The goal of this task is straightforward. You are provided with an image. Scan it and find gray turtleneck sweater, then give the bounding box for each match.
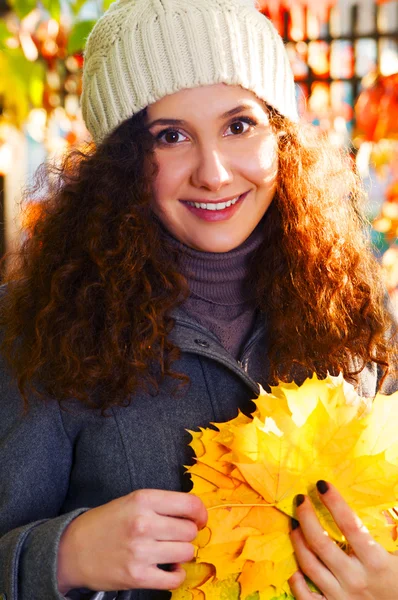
[161,219,265,360]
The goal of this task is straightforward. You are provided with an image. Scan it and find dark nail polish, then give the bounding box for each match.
[291,517,300,530]
[295,494,305,507]
[316,480,329,495]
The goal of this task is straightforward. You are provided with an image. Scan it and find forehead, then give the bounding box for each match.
[146,83,267,120]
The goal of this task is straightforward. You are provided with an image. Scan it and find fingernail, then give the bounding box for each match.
[291,517,300,530]
[316,480,329,495]
[295,494,305,507]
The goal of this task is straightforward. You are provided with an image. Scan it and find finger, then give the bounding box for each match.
[132,564,186,590]
[130,512,198,542]
[295,494,351,575]
[132,490,208,529]
[152,540,196,565]
[289,570,324,600]
[315,481,387,566]
[155,515,198,541]
[291,524,340,598]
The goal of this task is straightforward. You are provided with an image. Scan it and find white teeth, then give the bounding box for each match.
[186,195,241,210]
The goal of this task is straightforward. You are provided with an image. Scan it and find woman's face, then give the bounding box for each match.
[146,83,278,252]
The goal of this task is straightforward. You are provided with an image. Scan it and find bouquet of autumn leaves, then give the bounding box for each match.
[171,373,398,600]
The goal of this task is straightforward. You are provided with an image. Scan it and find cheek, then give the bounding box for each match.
[151,152,188,207]
[242,136,278,187]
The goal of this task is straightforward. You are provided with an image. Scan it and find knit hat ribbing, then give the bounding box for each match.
[81,0,299,144]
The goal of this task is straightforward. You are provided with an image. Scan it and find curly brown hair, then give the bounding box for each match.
[0,106,396,414]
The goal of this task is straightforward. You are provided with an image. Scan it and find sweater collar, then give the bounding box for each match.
[160,218,265,306]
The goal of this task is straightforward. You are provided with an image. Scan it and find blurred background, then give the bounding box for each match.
[0,0,398,308]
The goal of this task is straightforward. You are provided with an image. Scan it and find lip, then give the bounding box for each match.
[181,190,250,222]
[182,193,245,204]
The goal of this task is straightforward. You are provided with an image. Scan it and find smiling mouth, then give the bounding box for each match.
[183,192,247,211]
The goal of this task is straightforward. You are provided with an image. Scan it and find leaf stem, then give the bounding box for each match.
[208,502,277,510]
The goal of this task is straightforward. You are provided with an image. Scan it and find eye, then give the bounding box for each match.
[156,129,188,145]
[225,117,258,136]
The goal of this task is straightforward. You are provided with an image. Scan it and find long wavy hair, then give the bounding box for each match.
[0,104,396,414]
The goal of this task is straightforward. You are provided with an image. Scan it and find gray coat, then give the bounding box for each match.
[0,306,393,600]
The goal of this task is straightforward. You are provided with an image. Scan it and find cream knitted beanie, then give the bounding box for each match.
[81,0,299,144]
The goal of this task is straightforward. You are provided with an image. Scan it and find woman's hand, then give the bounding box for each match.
[57,489,207,594]
[288,481,398,599]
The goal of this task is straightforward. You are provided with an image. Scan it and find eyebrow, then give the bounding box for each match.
[147,103,255,128]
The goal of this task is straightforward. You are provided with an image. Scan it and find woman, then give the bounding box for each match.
[0,0,397,598]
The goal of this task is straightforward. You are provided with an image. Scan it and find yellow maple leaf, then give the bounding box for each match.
[238,555,297,598]
[197,573,240,600]
[172,562,214,600]
[171,374,398,600]
[196,506,261,579]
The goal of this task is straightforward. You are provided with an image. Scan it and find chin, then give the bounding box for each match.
[191,237,245,253]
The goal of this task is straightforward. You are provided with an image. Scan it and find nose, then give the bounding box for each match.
[190,146,233,191]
